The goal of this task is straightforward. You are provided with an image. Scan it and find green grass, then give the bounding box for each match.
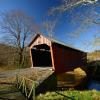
[36,90,100,100]
[0,84,26,100]
[0,84,17,91]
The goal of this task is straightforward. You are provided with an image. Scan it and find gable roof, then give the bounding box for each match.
[29,33,85,53]
[29,34,40,47]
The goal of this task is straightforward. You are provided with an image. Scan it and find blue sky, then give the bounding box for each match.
[0,0,100,52]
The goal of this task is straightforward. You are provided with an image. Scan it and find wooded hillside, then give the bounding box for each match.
[87,50,100,61]
[0,44,30,69]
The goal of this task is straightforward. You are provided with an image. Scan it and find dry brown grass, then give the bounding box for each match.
[0,77,16,84]
[0,66,17,72]
[17,68,53,82]
[87,51,100,61]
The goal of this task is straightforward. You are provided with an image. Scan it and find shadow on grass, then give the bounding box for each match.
[55,91,75,100]
[0,97,15,100]
[0,90,19,95]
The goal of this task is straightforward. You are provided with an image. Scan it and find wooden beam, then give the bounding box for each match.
[50,43,55,71]
[29,48,34,68]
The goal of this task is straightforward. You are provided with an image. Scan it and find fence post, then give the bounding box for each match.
[16,75,18,87]
[22,77,25,93]
[16,75,37,100]
[33,81,35,100]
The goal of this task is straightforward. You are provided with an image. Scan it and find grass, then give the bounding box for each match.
[0,84,17,91]
[0,84,26,100]
[0,75,26,100]
[36,90,100,100]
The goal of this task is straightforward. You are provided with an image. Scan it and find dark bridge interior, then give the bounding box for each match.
[31,44,52,67]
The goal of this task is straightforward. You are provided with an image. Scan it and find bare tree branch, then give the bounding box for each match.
[49,0,98,14]
[43,19,58,38]
[0,10,39,67]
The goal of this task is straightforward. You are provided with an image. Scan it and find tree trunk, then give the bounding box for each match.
[19,49,24,68]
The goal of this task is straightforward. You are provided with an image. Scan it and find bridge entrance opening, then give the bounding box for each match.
[31,44,52,67]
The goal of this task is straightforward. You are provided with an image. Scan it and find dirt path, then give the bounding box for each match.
[0,68,33,78]
[0,67,51,78]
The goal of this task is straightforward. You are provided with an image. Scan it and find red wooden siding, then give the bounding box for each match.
[51,43,87,74]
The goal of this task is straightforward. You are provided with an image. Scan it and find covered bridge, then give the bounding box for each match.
[29,34,87,74]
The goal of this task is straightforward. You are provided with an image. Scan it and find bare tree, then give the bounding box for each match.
[43,19,57,39]
[0,10,39,67]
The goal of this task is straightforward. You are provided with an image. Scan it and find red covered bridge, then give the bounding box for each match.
[29,34,87,74]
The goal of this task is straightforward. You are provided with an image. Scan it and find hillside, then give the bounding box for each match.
[0,44,16,66]
[87,50,100,61]
[0,43,30,70]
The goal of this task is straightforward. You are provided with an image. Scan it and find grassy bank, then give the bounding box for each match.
[36,90,100,100]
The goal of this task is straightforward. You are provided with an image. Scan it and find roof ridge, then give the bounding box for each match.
[29,33,85,52]
[41,33,84,52]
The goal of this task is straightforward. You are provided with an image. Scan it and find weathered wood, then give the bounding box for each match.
[30,35,51,49]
